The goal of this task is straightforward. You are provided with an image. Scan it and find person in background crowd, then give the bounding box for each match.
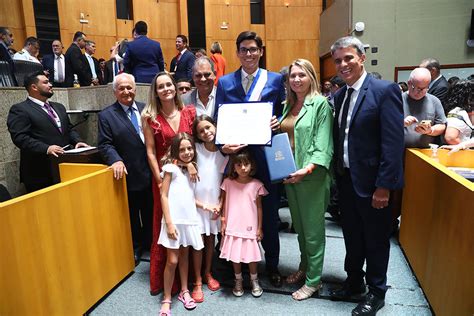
[419,58,449,112]
[182,56,217,118]
[403,68,446,148]
[444,79,474,145]
[176,78,192,95]
[98,58,106,85]
[7,71,89,192]
[170,35,195,81]
[0,26,16,86]
[215,30,286,288]
[210,41,226,85]
[124,21,164,84]
[321,80,332,98]
[65,31,91,87]
[105,40,128,84]
[281,59,333,301]
[398,81,408,92]
[42,40,66,87]
[447,76,460,88]
[13,36,41,64]
[441,137,474,153]
[194,48,207,58]
[84,40,100,86]
[330,36,404,316]
[98,73,153,266]
[370,72,382,80]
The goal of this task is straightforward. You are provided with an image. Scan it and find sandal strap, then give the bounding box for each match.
[287,270,305,283]
[293,284,321,300]
[161,299,172,304]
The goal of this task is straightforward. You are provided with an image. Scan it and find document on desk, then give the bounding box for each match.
[215,102,273,145]
[64,146,97,154]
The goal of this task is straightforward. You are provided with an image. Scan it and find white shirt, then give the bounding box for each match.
[28,96,62,130]
[195,87,216,117]
[13,49,41,64]
[241,68,259,92]
[85,53,97,79]
[338,71,368,168]
[54,54,65,82]
[120,102,144,143]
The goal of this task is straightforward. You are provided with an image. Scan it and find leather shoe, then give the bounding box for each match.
[134,248,142,266]
[330,282,366,302]
[352,293,385,315]
[268,270,283,288]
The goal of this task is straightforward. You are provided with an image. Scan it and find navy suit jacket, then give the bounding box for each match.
[7,99,82,186]
[123,36,165,84]
[428,75,449,110]
[98,101,152,191]
[215,68,285,119]
[333,75,404,197]
[64,43,91,87]
[41,54,67,87]
[170,49,195,81]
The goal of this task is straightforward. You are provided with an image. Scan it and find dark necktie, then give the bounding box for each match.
[128,107,140,135]
[336,87,354,175]
[44,102,62,133]
[114,61,119,76]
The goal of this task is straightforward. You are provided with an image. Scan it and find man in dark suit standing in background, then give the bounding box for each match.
[7,71,89,192]
[41,40,66,87]
[123,21,164,84]
[0,26,17,86]
[329,36,404,316]
[98,73,153,265]
[419,58,449,112]
[170,34,195,81]
[64,31,91,87]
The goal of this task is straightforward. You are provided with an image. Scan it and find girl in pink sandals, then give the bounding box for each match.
[220,150,267,298]
[158,133,204,315]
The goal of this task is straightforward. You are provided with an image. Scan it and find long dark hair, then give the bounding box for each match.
[161,133,196,166]
[192,114,216,143]
[445,79,474,113]
[228,149,257,179]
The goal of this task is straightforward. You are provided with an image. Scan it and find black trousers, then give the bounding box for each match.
[338,170,392,298]
[128,187,153,252]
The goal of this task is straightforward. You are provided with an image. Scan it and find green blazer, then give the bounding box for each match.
[280,95,334,171]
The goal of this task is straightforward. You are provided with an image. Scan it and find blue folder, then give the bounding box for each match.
[264,133,297,183]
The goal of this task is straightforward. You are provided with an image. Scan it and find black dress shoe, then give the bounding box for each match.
[134,249,142,266]
[352,293,385,316]
[268,270,283,288]
[330,282,366,302]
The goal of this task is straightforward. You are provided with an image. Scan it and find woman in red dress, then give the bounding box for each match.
[142,71,196,295]
[210,41,226,86]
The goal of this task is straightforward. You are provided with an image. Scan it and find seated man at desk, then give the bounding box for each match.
[7,71,88,193]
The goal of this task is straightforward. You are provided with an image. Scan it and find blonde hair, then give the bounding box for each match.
[142,71,183,125]
[285,59,320,107]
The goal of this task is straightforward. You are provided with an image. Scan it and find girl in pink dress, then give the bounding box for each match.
[220,150,268,298]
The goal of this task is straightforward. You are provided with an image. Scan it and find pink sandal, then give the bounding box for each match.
[159,299,172,316]
[204,273,221,291]
[178,290,196,310]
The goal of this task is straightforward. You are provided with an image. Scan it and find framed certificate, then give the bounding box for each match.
[215,102,273,145]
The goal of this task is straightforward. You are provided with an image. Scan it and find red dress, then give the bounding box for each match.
[210,53,226,85]
[149,105,196,295]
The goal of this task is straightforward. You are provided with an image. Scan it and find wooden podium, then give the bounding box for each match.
[399,149,473,316]
[49,148,103,183]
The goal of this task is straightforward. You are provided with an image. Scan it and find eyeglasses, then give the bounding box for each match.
[178,86,191,91]
[238,47,260,55]
[410,84,429,93]
[193,72,213,79]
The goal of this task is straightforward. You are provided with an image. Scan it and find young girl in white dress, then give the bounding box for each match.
[158,132,204,316]
[190,115,228,303]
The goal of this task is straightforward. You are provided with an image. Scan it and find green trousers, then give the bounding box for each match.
[285,168,330,287]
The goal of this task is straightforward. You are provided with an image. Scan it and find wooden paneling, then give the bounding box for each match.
[132,0,180,39]
[116,19,134,40]
[266,39,319,73]
[0,164,134,315]
[320,52,336,81]
[266,0,321,6]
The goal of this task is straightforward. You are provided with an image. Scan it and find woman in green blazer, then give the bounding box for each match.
[280,59,333,300]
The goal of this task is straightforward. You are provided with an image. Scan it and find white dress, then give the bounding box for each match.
[447,107,473,143]
[158,164,204,250]
[194,143,228,235]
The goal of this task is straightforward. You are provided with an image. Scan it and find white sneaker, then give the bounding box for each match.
[233,278,244,297]
[251,279,263,297]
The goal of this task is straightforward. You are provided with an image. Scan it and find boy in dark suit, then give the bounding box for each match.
[170,34,195,81]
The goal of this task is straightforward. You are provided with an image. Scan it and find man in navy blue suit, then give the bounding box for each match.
[42,40,66,87]
[215,30,285,288]
[0,26,17,86]
[98,73,153,266]
[329,36,404,316]
[169,34,195,81]
[123,21,164,84]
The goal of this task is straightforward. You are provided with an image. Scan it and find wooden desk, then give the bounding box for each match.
[399,149,473,316]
